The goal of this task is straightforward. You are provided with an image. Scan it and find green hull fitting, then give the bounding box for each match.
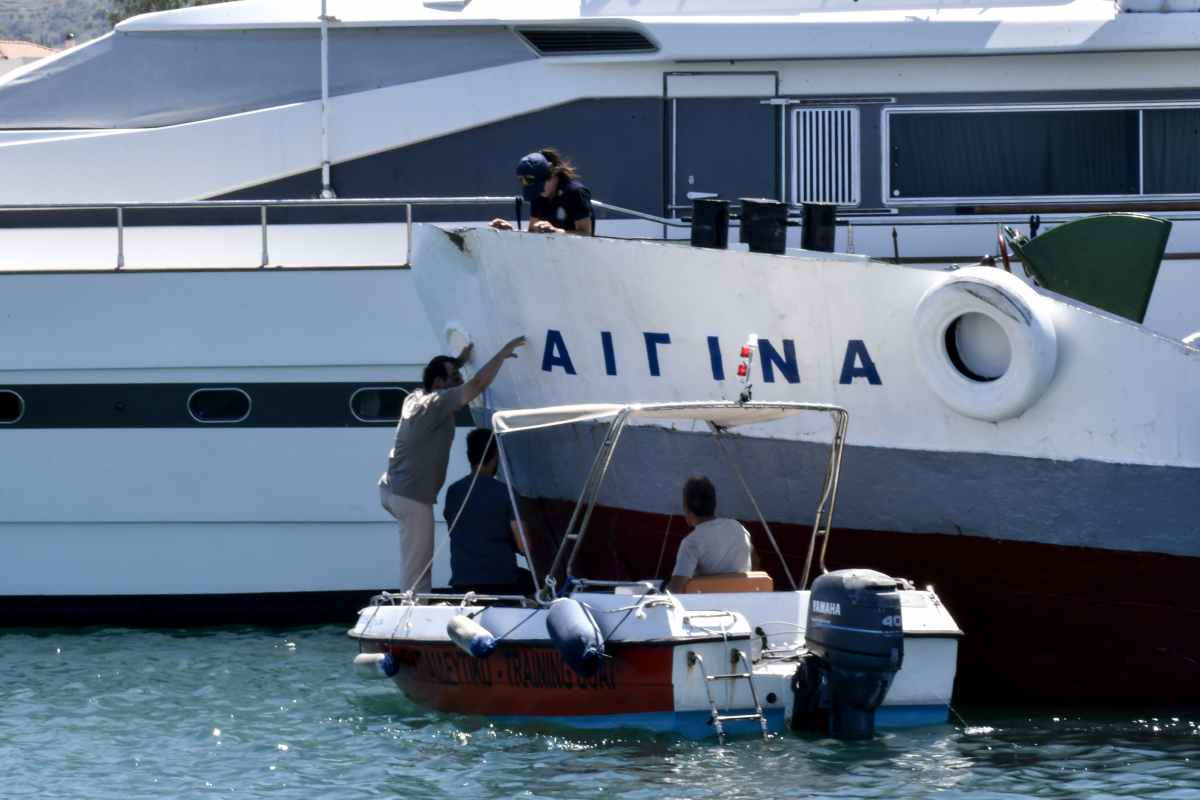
[1005,213,1171,324]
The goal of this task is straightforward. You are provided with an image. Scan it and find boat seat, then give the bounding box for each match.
[682,571,774,594]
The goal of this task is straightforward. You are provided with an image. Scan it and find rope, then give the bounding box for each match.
[711,426,797,591]
[491,572,575,645]
[653,514,673,580]
[404,429,496,596]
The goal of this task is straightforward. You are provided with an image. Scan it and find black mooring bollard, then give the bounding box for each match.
[739,198,787,255]
[691,198,730,249]
[801,203,837,253]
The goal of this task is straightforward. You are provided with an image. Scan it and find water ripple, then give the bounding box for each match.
[0,626,1196,798]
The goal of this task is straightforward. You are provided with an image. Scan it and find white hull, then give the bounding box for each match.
[349,588,962,738]
[410,225,1200,701]
[0,265,468,616]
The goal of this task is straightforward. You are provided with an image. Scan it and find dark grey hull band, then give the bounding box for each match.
[502,422,1200,561]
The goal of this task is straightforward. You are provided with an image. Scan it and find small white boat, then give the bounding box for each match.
[349,401,961,740]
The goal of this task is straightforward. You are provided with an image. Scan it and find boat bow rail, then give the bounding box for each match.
[0,197,690,271]
[12,194,1198,272]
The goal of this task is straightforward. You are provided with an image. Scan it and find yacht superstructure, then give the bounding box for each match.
[3,0,1200,624]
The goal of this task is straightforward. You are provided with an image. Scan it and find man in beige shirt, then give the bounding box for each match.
[380,336,525,595]
[665,477,758,594]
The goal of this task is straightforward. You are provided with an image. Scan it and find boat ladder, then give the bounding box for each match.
[688,649,769,744]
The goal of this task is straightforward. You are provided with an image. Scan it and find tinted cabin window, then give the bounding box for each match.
[350,388,407,422]
[889,110,1140,200]
[1144,108,1200,194]
[188,389,251,423]
[0,390,23,423]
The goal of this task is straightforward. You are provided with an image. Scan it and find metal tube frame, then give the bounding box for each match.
[709,423,797,591]
[318,0,335,199]
[494,433,540,591]
[494,401,848,606]
[260,205,268,267]
[527,410,632,602]
[116,206,124,269]
[405,203,413,265]
[797,408,849,590]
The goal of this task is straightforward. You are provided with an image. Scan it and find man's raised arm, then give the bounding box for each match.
[461,336,526,406]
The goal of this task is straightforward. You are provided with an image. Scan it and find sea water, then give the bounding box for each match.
[1,625,1197,799]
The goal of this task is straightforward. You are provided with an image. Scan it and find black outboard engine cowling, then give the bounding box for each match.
[791,569,904,739]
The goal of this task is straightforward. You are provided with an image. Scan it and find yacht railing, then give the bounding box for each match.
[0,196,530,269]
[3,196,1200,269]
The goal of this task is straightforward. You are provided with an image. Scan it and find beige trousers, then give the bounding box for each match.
[380,486,434,596]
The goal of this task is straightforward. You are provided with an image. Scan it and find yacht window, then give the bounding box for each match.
[1143,108,1200,194]
[0,390,24,423]
[188,389,251,423]
[888,109,1139,202]
[350,387,408,423]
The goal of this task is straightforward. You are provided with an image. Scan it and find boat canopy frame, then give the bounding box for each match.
[489,400,850,604]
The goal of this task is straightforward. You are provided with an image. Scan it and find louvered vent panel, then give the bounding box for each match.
[793,107,860,206]
[517,28,658,56]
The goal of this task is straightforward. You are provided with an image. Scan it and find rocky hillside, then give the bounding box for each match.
[0,0,110,48]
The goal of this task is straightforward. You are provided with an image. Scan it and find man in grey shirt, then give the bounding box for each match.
[379,336,525,595]
[665,477,758,594]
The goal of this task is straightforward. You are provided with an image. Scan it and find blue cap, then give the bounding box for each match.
[517,152,549,202]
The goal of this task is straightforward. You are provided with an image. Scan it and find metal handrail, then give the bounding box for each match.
[6,195,1200,268]
[0,196,524,270]
[0,196,701,269]
[593,200,689,228]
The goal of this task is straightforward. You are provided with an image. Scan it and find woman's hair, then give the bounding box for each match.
[540,148,580,180]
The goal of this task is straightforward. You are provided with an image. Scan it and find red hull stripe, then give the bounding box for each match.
[380,642,675,717]
[522,499,1200,702]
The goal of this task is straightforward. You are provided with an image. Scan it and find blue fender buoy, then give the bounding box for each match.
[546,598,604,677]
[448,615,496,658]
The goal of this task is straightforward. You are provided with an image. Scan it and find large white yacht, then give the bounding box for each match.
[2,0,1199,628]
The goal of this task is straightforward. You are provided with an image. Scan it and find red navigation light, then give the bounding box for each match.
[737,364,747,377]
[740,346,750,358]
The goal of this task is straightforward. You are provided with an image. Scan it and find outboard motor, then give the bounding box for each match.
[790,569,904,739]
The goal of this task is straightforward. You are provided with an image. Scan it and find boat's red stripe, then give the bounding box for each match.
[374,642,675,716]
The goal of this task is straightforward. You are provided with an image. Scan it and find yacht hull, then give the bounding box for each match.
[522,497,1200,702]
[412,225,1200,702]
[0,264,467,622]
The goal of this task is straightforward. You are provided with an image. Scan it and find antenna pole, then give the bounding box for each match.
[319,0,336,199]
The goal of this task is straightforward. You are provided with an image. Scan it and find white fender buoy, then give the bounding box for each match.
[353,652,398,679]
[911,267,1057,422]
[447,615,496,658]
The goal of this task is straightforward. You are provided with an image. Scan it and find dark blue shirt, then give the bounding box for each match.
[530,176,594,233]
[443,474,525,587]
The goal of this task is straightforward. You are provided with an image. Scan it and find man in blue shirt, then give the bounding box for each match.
[443,428,534,596]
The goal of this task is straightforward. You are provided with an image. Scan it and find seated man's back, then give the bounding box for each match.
[443,429,533,596]
[665,476,756,593]
[674,517,753,578]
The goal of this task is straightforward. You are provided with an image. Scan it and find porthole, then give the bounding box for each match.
[188,388,251,423]
[0,390,24,424]
[350,387,408,422]
[945,313,1011,383]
